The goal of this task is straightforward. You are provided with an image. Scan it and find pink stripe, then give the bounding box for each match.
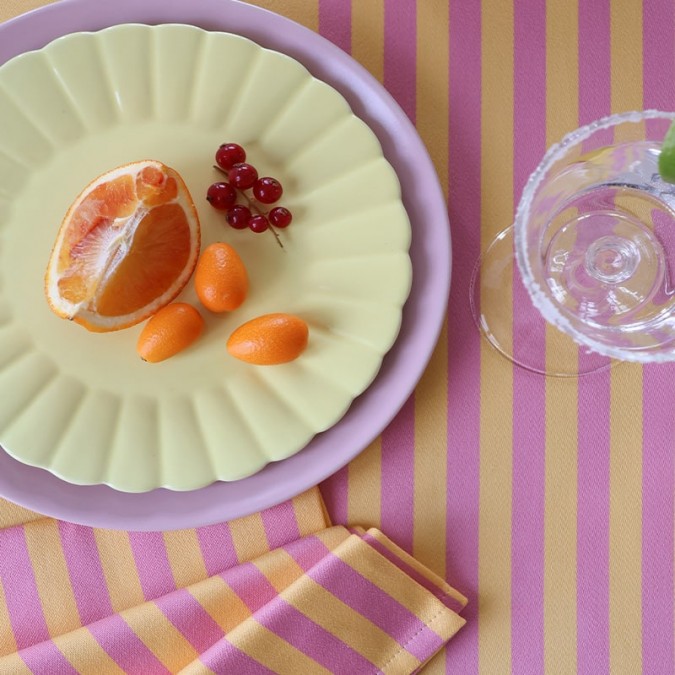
[196,522,239,576]
[18,640,78,674]
[320,465,348,526]
[128,532,176,600]
[318,0,351,54]
[511,2,546,674]
[643,0,675,110]
[58,522,114,625]
[220,557,389,670]
[384,0,416,123]
[221,561,278,611]
[576,357,611,675]
[283,531,336,570]
[254,597,376,673]
[576,356,611,675]
[361,532,466,614]
[260,499,300,550]
[88,614,171,674]
[154,588,224,653]
[287,539,445,660]
[641,366,675,674]
[379,2,417,554]
[446,0,481,672]
[641,5,675,673]
[380,395,415,554]
[199,638,277,674]
[577,2,611,674]
[0,526,50,648]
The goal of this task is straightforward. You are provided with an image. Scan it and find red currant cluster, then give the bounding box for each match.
[206,143,293,238]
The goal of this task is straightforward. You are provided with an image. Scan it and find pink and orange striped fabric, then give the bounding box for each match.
[0,489,467,673]
[2,0,674,673]
[314,1,674,674]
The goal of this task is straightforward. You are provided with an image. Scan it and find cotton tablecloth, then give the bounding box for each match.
[2,1,674,673]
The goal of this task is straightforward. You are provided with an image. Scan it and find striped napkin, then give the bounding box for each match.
[0,488,466,673]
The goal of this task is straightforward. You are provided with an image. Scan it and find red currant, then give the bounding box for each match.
[215,143,246,170]
[269,207,293,228]
[206,182,237,210]
[228,163,258,190]
[226,205,252,229]
[248,214,269,233]
[253,177,283,204]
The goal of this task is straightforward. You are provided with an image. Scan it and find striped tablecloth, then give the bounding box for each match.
[2,1,674,673]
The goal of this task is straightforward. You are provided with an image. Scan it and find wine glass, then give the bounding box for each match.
[472,110,675,376]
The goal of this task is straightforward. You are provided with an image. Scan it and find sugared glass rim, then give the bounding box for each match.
[514,109,675,364]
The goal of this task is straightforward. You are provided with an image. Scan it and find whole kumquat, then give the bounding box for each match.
[136,303,205,363]
[227,313,309,365]
[194,242,249,313]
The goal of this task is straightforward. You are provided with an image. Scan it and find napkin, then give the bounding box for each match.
[0,488,466,674]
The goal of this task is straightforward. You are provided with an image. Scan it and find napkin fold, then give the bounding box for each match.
[0,488,466,674]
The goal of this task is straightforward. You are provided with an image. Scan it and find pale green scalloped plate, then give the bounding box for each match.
[0,24,411,492]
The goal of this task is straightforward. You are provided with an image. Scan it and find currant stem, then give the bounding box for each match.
[213,165,285,250]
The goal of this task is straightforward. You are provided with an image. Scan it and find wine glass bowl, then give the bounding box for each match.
[474,110,675,375]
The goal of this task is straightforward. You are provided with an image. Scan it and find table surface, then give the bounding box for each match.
[3,1,674,673]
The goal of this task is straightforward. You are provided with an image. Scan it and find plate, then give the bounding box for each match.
[0,23,412,492]
[0,0,451,529]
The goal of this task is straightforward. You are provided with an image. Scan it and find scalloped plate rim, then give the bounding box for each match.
[0,22,411,492]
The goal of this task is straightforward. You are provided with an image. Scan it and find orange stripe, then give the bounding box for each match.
[178,659,218,675]
[252,547,306,593]
[189,575,252,634]
[351,0,384,82]
[228,512,270,562]
[290,577,421,671]
[608,3,643,674]
[479,0,514,673]
[264,549,422,672]
[122,603,200,671]
[344,0,385,535]
[0,652,32,674]
[56,628,125,674]
[0,499,44,529]
[232,624,331,675]
[331,535,465,640]
[544,1,579,672]
[363,529,467,608]
[93,530,145,613]
[347,441,382,528]
[291,487,331,536]
[23,520,81,638]
[0,0,60,24]
[248,0,319,32]
[163,529,209,589]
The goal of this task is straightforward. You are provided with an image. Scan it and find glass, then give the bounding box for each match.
[472,110,675,376]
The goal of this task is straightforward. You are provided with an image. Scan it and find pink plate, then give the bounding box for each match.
[0,0,451,530]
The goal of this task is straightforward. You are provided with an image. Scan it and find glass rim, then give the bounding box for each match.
[513,109,675,363]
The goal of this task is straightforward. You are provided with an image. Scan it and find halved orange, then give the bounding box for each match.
[45,160,201,332]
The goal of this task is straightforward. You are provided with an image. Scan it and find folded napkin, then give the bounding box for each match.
[0,488,466,674]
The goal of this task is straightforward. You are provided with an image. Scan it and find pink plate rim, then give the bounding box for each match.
[0,0,451,531]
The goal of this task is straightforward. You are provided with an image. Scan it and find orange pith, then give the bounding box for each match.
[227,313,309,365]
[136,302,205,363]
[45,160,200,332]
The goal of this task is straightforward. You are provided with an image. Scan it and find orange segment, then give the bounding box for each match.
[45,160,201,332]
[227,313,309,365]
